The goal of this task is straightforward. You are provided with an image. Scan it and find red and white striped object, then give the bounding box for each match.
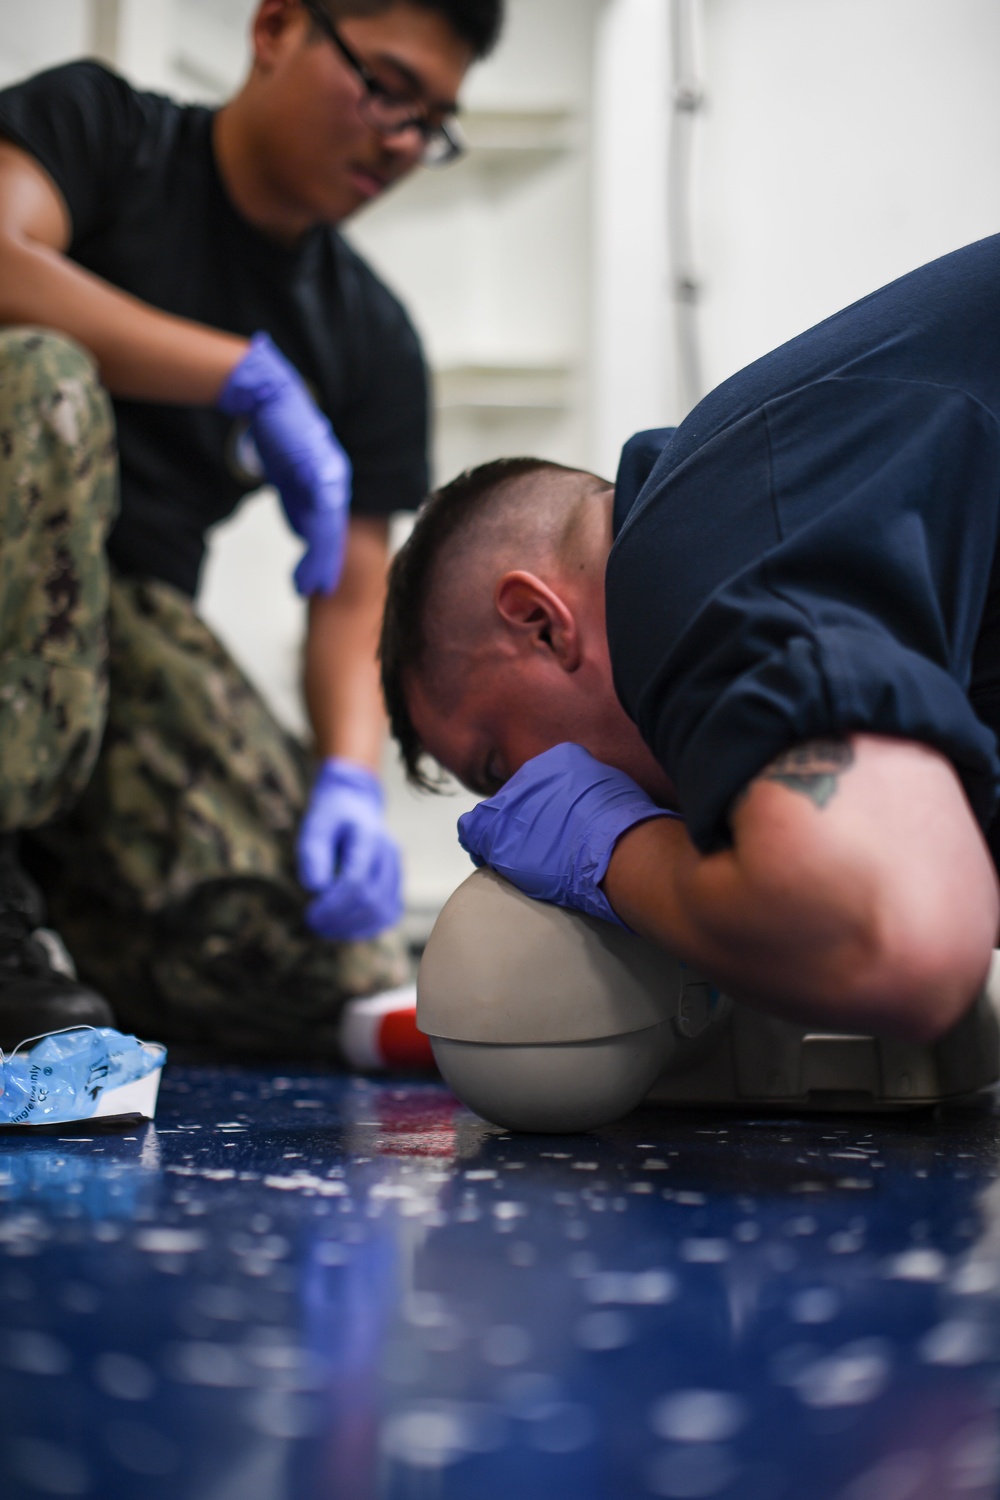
[339,985,437,1073]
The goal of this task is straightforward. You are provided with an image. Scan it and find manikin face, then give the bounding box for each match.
[249,1,474,225]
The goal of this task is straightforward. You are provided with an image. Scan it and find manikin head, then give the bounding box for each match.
[218,0,503,237]
[380,459,676,801]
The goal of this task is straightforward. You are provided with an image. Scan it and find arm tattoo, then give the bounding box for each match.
[757,738,855,809]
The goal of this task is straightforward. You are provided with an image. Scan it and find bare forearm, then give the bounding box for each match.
[304,518,390,771]
[0,143,246,400]
[603,736,999,1039]
[603,817,889,1021]
[0,234,246,402]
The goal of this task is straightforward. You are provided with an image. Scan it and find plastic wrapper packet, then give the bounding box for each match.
[0,1027,167,1127]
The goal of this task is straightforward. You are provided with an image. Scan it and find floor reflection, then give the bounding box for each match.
[0,1065,998,1499]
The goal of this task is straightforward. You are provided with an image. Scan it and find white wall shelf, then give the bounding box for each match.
[461,108,581,161]
[433,362,576,412]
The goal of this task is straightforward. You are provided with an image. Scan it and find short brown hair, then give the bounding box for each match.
[380,457,568,788]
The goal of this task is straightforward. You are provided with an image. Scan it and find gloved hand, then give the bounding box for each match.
[297,758,403,942]
[218,333,351,596]
[458,742,678,927]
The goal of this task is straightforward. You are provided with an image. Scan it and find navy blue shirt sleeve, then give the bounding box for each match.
[606,376,1000,851]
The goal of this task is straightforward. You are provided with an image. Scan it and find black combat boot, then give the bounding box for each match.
[0,836,115,1052]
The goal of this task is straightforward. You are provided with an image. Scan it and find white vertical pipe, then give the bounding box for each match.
[589,0,674,481]
[668,0,706,414]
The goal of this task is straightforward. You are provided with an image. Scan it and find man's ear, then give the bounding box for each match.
[494,571,582,671]
[251,0,303,68]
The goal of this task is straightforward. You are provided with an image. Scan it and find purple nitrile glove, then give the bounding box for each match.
[218,333,352,596]
[297,758,403,942]
[457,742,679,928]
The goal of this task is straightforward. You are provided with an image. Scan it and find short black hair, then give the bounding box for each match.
[322,0,504,59]
[380,457,562,789]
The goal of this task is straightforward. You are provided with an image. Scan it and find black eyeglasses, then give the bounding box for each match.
[301,0,466,167]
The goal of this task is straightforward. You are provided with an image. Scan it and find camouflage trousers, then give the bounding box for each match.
[0,328,408,1057]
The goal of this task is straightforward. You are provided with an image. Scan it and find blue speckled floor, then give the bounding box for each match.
[1,1065,999,1500]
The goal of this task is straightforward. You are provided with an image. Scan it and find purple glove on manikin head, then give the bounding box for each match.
[218,333,352,597]
[298,758,403,942]
[457,742,679,928]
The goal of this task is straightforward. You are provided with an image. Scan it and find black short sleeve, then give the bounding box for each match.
[329,252,429,518]
[607,376,1000,850]
[0,61,147,243]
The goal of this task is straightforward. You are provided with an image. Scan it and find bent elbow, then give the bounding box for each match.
[855,925,996,1044]
[835,834,1000,1042]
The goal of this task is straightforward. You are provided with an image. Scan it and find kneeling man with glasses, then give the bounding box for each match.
[0,0,502,1058]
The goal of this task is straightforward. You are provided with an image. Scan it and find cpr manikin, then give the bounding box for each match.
[418,869,1000,1133]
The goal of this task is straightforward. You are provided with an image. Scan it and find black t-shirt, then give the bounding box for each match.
[0,61,429,596]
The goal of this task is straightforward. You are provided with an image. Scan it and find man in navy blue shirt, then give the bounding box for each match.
[381,235,1000,1042]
